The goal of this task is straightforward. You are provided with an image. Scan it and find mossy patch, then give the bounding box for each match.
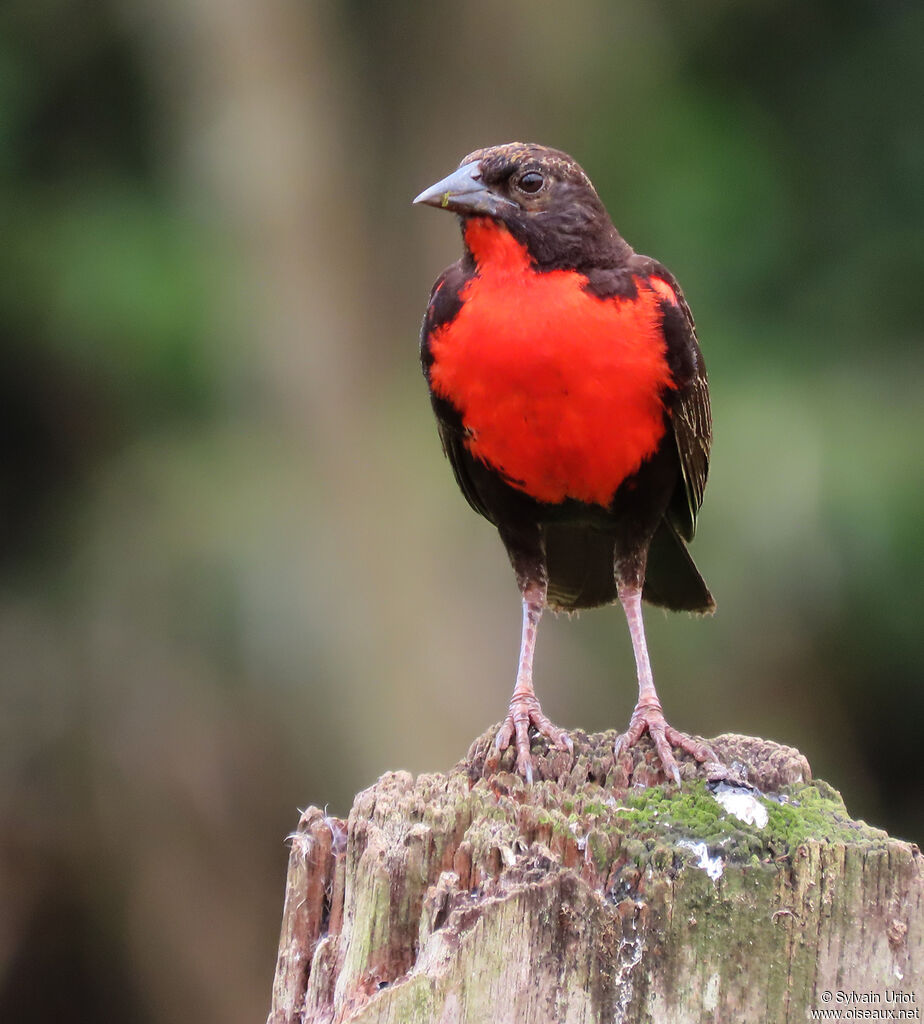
[586,778,887,867]
[455,757,891,896]
[458,725,891,877]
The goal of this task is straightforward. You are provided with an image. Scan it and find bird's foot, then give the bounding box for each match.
[494,693,573,784]
[614,696,718,786]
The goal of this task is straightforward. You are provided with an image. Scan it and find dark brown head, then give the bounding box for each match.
[414,142,631,270]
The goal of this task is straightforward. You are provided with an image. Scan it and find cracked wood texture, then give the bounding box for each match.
[267,729,922,1023]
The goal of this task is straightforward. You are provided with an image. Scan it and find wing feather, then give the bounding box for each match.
[639,261,712,542]
[669,366,712,540]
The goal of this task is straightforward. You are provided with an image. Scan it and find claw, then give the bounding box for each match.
[615,697,717,785]
[495,692,571,783]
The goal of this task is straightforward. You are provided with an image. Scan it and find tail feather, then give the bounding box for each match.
[541,517,714,615]
[643,518,715,614]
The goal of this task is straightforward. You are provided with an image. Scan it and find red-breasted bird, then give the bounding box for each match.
[414,143,717,785]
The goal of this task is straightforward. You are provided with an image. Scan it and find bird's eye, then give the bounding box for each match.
[516,171,545,194]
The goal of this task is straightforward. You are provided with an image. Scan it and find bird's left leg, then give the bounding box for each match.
[614,578,717,785]
[495,527,572,782]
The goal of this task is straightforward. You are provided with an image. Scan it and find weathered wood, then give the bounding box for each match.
[267,729,923,1023]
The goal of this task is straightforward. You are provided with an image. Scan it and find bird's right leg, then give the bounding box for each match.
[614,576,718,785]
[495,526,572,783]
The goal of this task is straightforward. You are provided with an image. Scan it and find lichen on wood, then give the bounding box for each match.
[267,728,923,1024]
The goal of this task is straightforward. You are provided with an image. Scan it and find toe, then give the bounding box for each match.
[530,709,570,752]
[648,723,681,785]
[617,704,719,785]
[514,715,532,771]
[492,696,573,784]
[620,714,648,751]
[665,726,718,765]
[495,718,514,752]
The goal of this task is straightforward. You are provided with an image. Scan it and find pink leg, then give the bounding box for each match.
[495,581,572,783]
[614,581,716,785]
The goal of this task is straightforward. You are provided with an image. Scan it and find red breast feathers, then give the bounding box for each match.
[427,218,675,507]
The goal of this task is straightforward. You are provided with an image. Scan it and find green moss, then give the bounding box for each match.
[650,782,863,862]
[457,767,884,897]
[550,817,577,840]
[586,830,612,873]
[576,779,888,867]
[622,838,648,866]
[760,784,887,853]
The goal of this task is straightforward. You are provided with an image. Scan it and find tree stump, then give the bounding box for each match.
[267,728,922,1023]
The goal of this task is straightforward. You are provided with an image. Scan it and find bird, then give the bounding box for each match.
[413,143,717,785]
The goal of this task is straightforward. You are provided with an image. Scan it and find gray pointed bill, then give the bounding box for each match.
[413,160,516,217]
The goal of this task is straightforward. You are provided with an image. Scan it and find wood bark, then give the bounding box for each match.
[267,729,923,1023]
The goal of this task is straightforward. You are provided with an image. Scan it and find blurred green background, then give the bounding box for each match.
[1,0,921,1020]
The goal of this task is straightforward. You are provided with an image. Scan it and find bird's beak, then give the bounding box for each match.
[413,161,514,217]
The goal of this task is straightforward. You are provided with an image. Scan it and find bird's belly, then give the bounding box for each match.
[429,268,675,507]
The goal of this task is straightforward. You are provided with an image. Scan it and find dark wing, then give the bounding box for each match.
[663,293,711,541]
[668,358,711,541]
[419,259,498,524]
[634,258,712,542]
[587,256,712,541]
[432,401,498,525]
